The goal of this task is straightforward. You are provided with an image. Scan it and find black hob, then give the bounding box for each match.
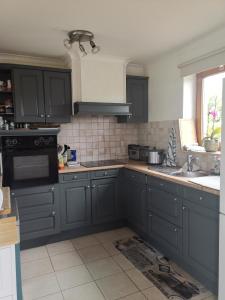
[81,160,127,168]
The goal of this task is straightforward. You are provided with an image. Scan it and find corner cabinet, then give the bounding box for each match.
[125,75,148,123]
[13,67,72,123]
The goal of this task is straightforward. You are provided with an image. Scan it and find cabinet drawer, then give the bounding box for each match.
[91,169,119,179]
[124,169,146,184]
[147,187,182,226]
[20,217,55,234]
[19,204,54,221]
[147,176,182,196]
[59,172,89,183]
[183,187,219,211]
[148,213,182,257]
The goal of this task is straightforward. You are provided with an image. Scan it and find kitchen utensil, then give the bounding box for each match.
[147,147,165,165]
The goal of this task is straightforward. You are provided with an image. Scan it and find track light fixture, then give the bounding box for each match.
[64,30,100,55]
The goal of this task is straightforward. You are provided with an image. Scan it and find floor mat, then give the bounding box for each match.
[114,236,211,300]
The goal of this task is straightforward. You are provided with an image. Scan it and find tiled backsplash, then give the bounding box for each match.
[58,117,219,171]
[58,116,138,162]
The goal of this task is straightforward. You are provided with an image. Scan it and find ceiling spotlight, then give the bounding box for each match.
[63,30,100,55]
[79,42,87,56]
[90,40,100,54]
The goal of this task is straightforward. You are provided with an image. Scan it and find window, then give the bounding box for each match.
[196,66,224,143]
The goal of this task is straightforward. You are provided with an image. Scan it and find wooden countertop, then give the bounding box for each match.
[59,161,220,196]
[0,187,19,247]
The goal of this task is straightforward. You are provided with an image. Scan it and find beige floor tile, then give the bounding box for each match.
[96,272,138,300]
[102,241,121,255]
[21,257,53,280]
[71,234,100,250]
[36,292,64,300]
[95,230,119,244]
[21,246,48,263]
[112,254,135,271]
[142,287,167,300]
[46,240,74,257]
[23,273,60,300]
[78,244,109,263]
[120,292,146,300]
[86,257,122,280]
[56,265,93,290]
[126,268,154,290]
[63,282,105,300]
[50,251,83,271]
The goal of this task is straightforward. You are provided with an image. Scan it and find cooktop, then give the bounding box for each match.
[81,160,127,168]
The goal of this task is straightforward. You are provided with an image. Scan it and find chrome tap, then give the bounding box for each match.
[187,154,199,172]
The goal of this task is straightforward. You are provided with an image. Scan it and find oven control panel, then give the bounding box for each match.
[2,135,57,149]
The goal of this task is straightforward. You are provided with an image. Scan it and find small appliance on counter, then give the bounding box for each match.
[128,144,141,160]
[139,146,150,162]
[146,147,165,165]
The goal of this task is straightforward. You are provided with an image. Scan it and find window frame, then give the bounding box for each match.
[196,65,225,144]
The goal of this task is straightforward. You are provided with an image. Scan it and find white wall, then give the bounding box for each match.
[146,26,225,122]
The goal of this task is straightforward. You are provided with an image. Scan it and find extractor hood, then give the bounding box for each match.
[74,102,132,116]
[65,52,129,112]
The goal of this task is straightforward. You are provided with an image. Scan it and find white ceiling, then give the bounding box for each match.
[1,0,225,63]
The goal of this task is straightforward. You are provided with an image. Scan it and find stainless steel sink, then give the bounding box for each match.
[170,170,209,178]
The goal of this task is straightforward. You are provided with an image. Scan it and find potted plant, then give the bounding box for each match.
[203,96,221,152]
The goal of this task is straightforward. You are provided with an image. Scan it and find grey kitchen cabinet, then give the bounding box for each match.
[125,75,148,123]
[60,180,92,231]
[124,170,147,234]
[182,199,219,293]
[44,71,72,123]
[12,184,60,241]
[13,67,72,123]
[92,177,118,224]
[147,212,182,258]
[13,68,46,123]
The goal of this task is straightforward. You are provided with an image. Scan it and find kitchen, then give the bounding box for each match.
[0,1,225,300]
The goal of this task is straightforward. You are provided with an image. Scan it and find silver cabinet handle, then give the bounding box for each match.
[160,183,164,187]
[40,114,45,118]
[174,198,177,201]
[47,114,51,118]
[148,188,152,192]
[174,228,177,232]
[11,192,15,196]
[104,171,108,176]
[86,185,90,189]
[73,175,78,180]
[182,206,186,210]
[149,213,152,217]
[50,186,54,191]
[199,196,203,200]
[92,184,96,188]
[52,211,56,216]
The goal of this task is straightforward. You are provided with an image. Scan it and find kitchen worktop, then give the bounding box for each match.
[0,187,19,247]
[59,160,220,196]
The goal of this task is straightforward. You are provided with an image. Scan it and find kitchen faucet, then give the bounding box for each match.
[187,154,199,172]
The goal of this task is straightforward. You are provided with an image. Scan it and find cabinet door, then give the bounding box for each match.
[13,68,45,122]
[147,186,182,226]
[148,212,182,258]
[126,76,148,123]
[92,178,117,225]
[182,200,219,292]
[126,179,147,234]
[44,71,72,123]
[12,185,60,241]
[60,180,91,231]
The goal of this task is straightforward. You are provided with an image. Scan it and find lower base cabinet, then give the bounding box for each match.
[92,177,118,225]
[182,199,219,292]
[60,180,91,231]
[12,185,60,241]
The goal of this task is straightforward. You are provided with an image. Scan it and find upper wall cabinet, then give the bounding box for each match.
[13,67,72,123]
[126,75,148,123]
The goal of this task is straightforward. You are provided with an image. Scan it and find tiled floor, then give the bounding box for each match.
[21,227,217,300]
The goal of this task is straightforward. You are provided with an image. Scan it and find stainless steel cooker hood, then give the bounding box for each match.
[73,102,132,116]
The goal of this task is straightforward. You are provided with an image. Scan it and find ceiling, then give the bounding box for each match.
[1,0,225,63]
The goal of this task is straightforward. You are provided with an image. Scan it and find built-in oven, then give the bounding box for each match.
[1,135,58,189]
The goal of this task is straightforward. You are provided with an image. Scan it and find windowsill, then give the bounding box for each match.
[182,149,221,155]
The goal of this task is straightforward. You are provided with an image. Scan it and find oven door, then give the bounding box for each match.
[3,148,58,189]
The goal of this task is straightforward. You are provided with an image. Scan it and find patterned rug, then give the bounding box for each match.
[114,236,210,300]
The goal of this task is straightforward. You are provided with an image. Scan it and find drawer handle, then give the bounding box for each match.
[104,171,108,176]
[50,187,54,191]
[174,198,177,201]
[149,213,152,217]
[47,114,51,118]
[73,175,78,179]
[11,192,15,196]
[86,185,90,189]
[148,188,152,192]
[182,206,186,210]
[160,183,164,187]
[40,114,45,118]
[92,184,96,188]
[199,196,203,200]
[174,228,177,232]
[52,211,56,216]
